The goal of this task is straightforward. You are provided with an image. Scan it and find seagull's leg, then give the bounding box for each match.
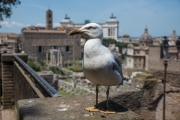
[106,86,110,110]
[84,84,99,112]
[95,84,99,108]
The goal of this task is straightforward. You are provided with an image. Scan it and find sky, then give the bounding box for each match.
[0,0,180,37]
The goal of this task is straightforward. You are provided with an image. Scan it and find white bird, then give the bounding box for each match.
[69,23,123,112]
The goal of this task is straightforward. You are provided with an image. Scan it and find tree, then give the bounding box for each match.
[0,0,21,23]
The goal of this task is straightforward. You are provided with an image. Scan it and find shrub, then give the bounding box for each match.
[40,61,45,66]
[103,38,117,44]
[50,66,56,73]
[27,61,40,71]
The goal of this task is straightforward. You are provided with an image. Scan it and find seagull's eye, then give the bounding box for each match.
[86,26,96,30]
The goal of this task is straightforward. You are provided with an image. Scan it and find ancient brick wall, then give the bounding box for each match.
[0,54,28,109]
[153,70,180,88]
[1,61,14,109]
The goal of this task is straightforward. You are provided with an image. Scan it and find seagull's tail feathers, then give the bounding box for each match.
[118,76,129,87]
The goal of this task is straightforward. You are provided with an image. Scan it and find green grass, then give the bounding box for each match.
[67,65,83,72]
[58,90,71,96]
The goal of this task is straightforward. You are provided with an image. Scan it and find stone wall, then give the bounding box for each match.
[1,61,14,109]
[17,95,143,120]
[0,54,28,109]
[148,46,180,72]
[111,72,180,120]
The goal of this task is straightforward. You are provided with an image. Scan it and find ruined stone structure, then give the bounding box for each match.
[126,44,149,70]
[46,48,63,67]
[22,9,81,62]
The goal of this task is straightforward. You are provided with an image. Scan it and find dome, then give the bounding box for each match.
[60,19,72,23]
[106,18,118,23]
[106,13,118,23]
[123,34,130,37]
[140,28,152,41]
[139,27,153,46]
[170,30,178,41]
[60,14,73,24]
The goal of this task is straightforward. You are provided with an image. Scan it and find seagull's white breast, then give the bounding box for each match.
[83,39,122,86]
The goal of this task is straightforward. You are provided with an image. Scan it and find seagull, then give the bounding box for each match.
[69,23,123,112]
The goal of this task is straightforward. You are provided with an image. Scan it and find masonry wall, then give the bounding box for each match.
[0,54,28,109]
[1,61,14,109]
[148,46,180,72]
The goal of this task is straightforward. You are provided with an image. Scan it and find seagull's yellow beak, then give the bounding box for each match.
[69,30,84,36]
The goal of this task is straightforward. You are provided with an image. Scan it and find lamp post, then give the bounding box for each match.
[163,60,168,120]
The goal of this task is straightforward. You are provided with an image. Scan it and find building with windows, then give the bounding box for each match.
[22,9,81,62]
[126,27,152,70]
[60,14,119,41]
[126,44,149,70]
[0,32,20,52]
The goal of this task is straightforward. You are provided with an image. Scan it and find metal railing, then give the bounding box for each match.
[14,55,61,102]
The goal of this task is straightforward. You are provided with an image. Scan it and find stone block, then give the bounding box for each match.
[1,53,28,62]
[17,95,143,120]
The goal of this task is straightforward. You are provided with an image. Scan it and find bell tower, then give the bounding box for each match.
[46,9,53,30]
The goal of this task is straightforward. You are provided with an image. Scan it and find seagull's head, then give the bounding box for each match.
[69,23,103,40]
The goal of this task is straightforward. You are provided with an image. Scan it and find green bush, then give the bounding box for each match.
[103,38,117,44]
[27,61,40,71]
[67,65,83,72]
[40,61,45,66]
[40,61,46,70]
[50,66,56,73]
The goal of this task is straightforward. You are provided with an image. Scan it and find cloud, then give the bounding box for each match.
[36,23,45,27]
[53,23,60,27]
[36,22,59,27]
[0,21,29,27]
[12,21,24,27]
[1,21,60,28]
[0,21,12,27]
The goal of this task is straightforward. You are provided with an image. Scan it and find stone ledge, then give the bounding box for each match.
[0,53,28,62]
[17,95,143,120]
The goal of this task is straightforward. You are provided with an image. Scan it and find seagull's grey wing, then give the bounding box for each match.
[112,52,122,68]
[112,52,123,84]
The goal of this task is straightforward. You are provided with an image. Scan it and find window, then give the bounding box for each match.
[66,46,69,52]
[108,28,115,36]
[38,46,42,53]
